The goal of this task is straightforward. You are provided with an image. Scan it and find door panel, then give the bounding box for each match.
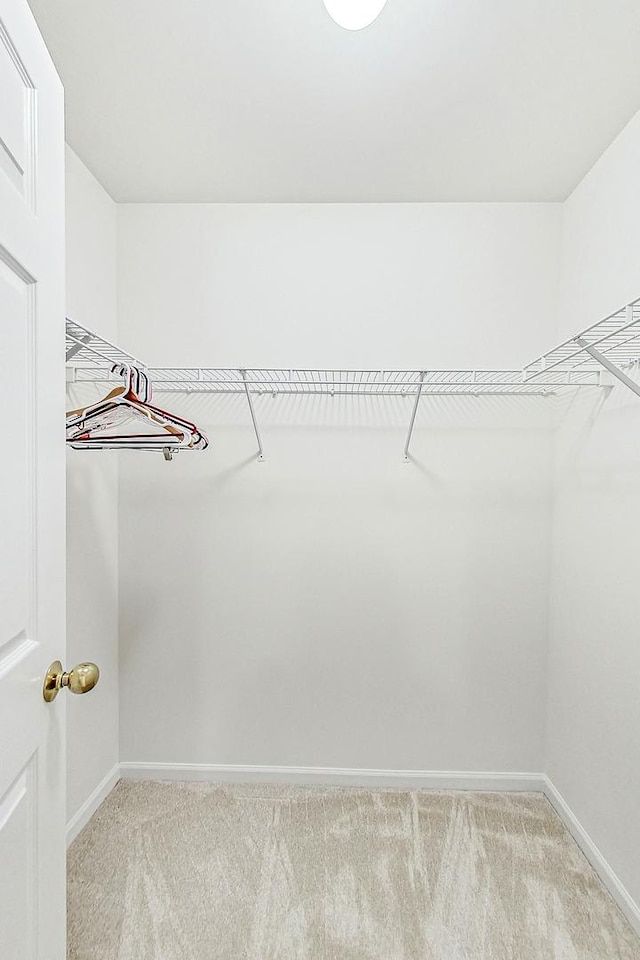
[0,1,65,957]
[0,17,34,202]
[0,254,32,666]
[0,759,37,960]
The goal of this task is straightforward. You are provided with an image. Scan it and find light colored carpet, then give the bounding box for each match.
[68,781,640,960]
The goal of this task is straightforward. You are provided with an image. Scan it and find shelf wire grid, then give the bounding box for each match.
[66,317,146,371]
[139,367,589,396]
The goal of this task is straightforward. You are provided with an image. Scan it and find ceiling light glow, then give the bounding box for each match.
[323,0,389,31]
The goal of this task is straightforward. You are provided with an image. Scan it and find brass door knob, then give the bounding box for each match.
[43,661,100,702]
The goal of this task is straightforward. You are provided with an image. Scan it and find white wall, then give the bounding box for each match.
[117,203,560,772]
[64,111,640,914]
[558,113,640,337]
[117,203,560,370]
[547,109,640,906]
[65,147,119,825]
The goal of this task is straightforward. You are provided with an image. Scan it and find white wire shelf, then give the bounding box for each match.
[67,364,603,395]
[66,317,146,370]
[145,367,607,394]
[67,298,640,394]
[65,298,640,460]
[66,317,604,398]
[524,297,640,379]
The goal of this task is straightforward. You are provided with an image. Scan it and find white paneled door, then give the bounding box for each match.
[0,1,66,958]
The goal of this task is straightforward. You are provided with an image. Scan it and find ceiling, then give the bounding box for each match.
[28,0,640,203]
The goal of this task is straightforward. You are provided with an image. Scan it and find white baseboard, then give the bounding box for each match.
[66,763,120,846]
[544,776,640,937]
[119,762,545,793]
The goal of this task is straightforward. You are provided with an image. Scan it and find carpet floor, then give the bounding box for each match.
[67,780,640,960]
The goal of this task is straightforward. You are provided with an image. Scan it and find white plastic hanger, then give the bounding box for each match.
[66,364,208,459]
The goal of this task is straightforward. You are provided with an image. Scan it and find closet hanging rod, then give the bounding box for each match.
[66,373,591,394]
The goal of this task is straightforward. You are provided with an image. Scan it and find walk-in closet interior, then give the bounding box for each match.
[1,1,639,958]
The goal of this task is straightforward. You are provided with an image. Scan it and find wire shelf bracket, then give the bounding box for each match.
[575,338,640,399]
[240,369,265,461]
[523,299,640,400]
[403,371,425,462]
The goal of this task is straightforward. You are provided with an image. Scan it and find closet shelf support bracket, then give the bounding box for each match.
[575,338,640,399]
[65,334,92,362]
[240,369,265,461]
[403,371,426,462]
